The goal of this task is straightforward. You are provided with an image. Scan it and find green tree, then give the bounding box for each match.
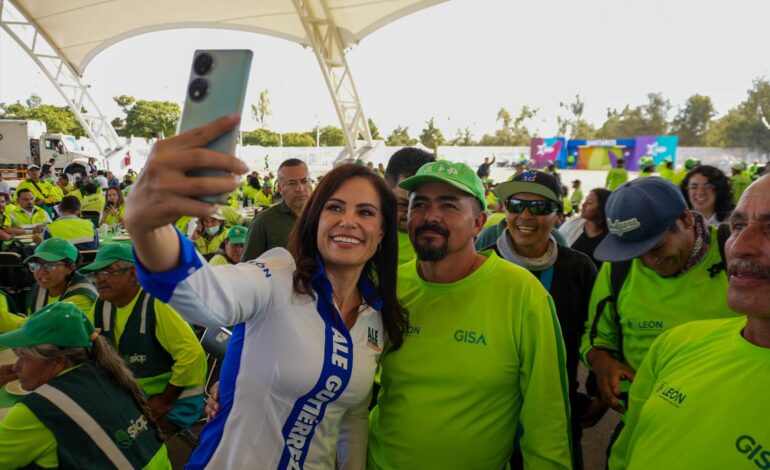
[251,90,272,129]
[480,106,537,145]
[113,95,180,139]
[670,94,716,146]
[319,125,344,146]
[706,78,770,151]
[450,127,476,146]
[282,132,315,147]
[596,93,671,138]
[242,128,280,146]
[557,95,596,139]
[0,94,86,137]
[419,118,446,149]
[386,126,417,146]
[367,118,381,140]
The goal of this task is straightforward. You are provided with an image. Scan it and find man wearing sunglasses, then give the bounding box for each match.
[368,162,572,469]
[580,177,740,450]
[482,170,597,470]
[79,243,206,434]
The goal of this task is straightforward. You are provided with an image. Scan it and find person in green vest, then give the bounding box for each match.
[15,164,59,219]
[25,238,98,315]
[637,158,655,177]
[99,187,126,227]
[658,159,675,182]
[241,175,262,206]
[606,157,629,191]
[80,182,106,213]
[43,196,99,250]
[209,225,247,266]
[383,147,435,266]
[191,208,228,258]
[0,302,172,469]
[80,243,206,433]
[730,164,752,205]
[254,181,274,208]
[7,188,51,232]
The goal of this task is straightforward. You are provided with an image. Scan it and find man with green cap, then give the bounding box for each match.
[25,237,98,315]
[0,302,171,469]
[79,243,206,433]
[209,225,247,266]
[368,161,572,469]
[672,158,700,186]
[254,180,274,208]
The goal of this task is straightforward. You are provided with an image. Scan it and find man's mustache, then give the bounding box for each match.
[414,224,450,239]
[728,259,770,278]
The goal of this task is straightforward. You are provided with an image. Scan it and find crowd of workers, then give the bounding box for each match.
[0,113,766,469]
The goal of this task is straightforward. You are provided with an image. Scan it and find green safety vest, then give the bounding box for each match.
[46,217,96,246]
[81,193,105,212]
[93,290,175,396]
[22,362,164,469]
[28,272,98,315]
[8,205,48,228]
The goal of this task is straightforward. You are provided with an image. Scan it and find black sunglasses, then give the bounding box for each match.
[506,198,560,215]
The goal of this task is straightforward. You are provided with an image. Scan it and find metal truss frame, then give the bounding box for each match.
[0,0,121,156]
[293,0,374,162]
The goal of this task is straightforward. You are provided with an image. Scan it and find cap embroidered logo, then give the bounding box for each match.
[607,218,641,236]
[520,171,538,182]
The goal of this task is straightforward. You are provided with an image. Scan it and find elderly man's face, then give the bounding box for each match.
[407,182,486,262]
[726,176,770,316]
[93,262,137,304]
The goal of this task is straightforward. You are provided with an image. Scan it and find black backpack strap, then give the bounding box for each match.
[589,260,632,362]
[707,223,731,278]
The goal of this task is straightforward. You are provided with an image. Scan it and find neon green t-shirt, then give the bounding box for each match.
[368,252,572,469]
[609,317,770,469]
[208,254,231,266]
[397,230,415,267]
[606,168,629,191]
[581,227,740,371]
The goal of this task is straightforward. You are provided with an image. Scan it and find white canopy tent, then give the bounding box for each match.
[0,0,446,159]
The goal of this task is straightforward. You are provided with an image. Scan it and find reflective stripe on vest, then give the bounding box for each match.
[34,384,133,470]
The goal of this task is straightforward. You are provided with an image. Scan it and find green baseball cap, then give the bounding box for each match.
[0,302,95,349]
[262,181,273,189]
[684,158,700,170]
[79,243,134,273]
[399,161,487,211]
[227,225,248,244]
[24,238,78,264]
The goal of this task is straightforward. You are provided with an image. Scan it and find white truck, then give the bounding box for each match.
[0,120,100,177]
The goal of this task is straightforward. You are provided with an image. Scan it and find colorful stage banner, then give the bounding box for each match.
[530,137,566,168]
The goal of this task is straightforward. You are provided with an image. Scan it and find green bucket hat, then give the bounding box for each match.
[24,238,78,264]
[79,243,134,274]
[399,161,487,211]
[227,225,248,244]
[0,302,95,349]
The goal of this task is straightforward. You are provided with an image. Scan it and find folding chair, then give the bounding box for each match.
[0,252,33,310]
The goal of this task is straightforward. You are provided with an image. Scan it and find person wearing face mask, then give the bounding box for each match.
[680,165,734,227]
[481,170,597,470]
[191,209,228,258]
[209,226,247,266]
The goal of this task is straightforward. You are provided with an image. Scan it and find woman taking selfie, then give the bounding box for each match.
[99,186,126,227]
[124,115,406,470]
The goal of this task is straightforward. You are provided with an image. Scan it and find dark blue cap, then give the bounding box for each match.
[594,177,687,262]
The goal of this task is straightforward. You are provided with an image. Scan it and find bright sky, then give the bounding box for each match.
[1,0,769,141]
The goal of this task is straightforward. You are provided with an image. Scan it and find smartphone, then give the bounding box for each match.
[178,49,253,203]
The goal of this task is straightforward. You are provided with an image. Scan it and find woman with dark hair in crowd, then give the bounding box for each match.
[558,187,612,268]
[0,302,171,468]
[124,114,406,469]
[680,165,734,227]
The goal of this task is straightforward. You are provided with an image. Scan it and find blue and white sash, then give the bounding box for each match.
[278,262,355,469]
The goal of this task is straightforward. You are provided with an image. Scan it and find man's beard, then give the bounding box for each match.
[413,224,450,262]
